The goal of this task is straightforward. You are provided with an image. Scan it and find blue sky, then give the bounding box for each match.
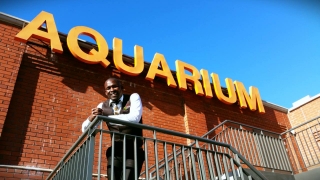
[1,0,320,108]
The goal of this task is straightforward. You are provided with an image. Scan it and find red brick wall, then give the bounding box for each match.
[0,20,292,179]
[0,22,25,136]
[0,167,50,180]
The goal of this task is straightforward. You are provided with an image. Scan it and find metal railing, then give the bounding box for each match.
[147,120,293,178]
[150,116,320,176]
[280,115,320,173]
[208,121,292,172]
[47,116,267,180]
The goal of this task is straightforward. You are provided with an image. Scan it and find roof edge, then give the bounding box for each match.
[262,101,288,113]
[289,93,320,112]
[0,11,29,27]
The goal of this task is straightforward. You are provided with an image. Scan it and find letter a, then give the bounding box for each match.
[175,60,204,96]
[146,53,177,87]
[15,11,63,53]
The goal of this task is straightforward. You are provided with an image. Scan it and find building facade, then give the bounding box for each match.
[0,12,317,179]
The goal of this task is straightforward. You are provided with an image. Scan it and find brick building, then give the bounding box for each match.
[288,94,320,127]
[0,12,318,180]
[286,94,320,178]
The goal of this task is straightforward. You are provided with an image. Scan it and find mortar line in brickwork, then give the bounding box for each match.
[0,164,53,172]
[0,164,109,177]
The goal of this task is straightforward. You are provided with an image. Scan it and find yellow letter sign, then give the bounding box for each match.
[146,53,177,87]
[13,11,266,113]
[211,73,237,105]
[234,81,265,113]
[175,60,204,96]
[113,38,144,75]
[15,11,63,53]
[200,69,213,98]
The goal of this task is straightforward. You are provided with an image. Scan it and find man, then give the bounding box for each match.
[82,77,144,180]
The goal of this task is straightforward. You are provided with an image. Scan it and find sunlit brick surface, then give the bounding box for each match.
[0,19,291,179]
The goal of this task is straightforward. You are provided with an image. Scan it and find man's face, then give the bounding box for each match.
[104,79,123,101]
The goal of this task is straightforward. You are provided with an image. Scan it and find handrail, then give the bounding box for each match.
[280,115,320,136]
[279,115,320,172]
[47,115,268,180]
[97,116,230,147]
[141,119,232,174]
[213,120,282,135]
[47,118,101,179]
[0,164,53,172]
[101,117,268,179]
[145,119,283,176]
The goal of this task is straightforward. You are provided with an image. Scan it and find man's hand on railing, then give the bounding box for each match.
[89,108,102,122]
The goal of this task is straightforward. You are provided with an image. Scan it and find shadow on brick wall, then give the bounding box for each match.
[183,88,289,137]
[0,40,289,168]
[0,53,39,165]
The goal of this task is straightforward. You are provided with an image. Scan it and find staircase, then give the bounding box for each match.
[144,120,293,180]
[46,115,320,180]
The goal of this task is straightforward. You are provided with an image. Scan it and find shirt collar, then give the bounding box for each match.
[108,95,124,106]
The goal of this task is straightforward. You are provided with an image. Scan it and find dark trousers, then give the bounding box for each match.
[106,141,145,180]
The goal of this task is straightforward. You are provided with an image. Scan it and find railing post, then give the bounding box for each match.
[144,139,149,180]
[276,137,292,172]
[172,144,179,180]
[181,145,189,180]
[190,147,198,180]
[123,135,127,180]
[86,135,96,180]
[284,133,308,173]
[195,140,206,180]
[134,136,138,180]
[153,130,160,180]
[97,121,103,180]
[163,142,170,180]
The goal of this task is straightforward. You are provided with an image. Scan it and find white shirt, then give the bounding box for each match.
[81,93,142,132]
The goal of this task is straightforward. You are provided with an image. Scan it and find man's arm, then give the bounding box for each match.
[108,93,142,123]
[81,103,103,132]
